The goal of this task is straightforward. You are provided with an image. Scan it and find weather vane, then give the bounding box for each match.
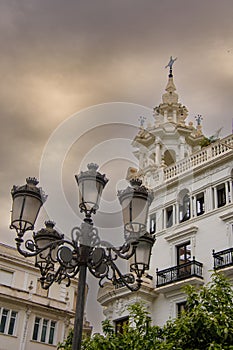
[138,116,146,127]
[165,56,177,77]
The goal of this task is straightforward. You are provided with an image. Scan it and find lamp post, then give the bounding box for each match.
[10,163,155,350]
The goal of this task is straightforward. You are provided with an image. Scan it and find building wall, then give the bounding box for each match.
[98,141,233,328]
[97,68,233,330]
[0,243,92,350]
[149,155,233,325]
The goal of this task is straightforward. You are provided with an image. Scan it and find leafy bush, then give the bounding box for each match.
[58,273,233,350]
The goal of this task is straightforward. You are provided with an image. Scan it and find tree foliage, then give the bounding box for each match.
[163,272,233,349]
[58,328,73,350]
[81,302,162,350]
[58,273,233,350]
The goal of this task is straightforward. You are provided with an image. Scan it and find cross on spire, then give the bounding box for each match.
[165,56,177,77]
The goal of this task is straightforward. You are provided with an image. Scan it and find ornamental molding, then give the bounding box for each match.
[115,297,130,316]
[155,276,204,298]
[211,165,230,175]
[97,282,158,306]
[219,210,233,222]
[165,225,198,243]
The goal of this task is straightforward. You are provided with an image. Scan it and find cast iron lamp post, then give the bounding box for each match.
[10,163,155,350]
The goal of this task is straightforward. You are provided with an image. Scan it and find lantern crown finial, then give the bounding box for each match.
[26,177,39,186]
[44,220,56,229]
[34,221,63,240]
[87,163,99,172]
[129,178,142,188]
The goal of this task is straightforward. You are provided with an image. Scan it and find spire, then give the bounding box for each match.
[132,58,206,177]
[163,56,178,104]
[154,56,189,125]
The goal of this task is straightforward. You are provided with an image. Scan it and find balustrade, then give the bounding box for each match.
[163,135,233,181]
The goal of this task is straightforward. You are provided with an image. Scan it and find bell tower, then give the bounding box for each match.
[133,57,204,174]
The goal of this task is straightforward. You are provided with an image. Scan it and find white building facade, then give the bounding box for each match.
[98,66,233,330]
[0,243,92,350]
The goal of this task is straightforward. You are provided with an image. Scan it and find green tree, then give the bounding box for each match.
[58,328,73,350]
[162,272,233,350]
[81,302,162,350]
[58,273,233,350]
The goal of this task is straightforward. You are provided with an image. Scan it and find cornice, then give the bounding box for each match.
[165,226,198,243]
[97,282,158,306]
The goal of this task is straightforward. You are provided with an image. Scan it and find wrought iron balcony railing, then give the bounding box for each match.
[114,273,153,289]
[156,258,203,287]
[213,248,233,270]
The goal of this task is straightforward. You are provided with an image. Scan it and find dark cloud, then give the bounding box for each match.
[0,0,233,333]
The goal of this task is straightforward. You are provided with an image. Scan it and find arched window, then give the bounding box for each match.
[149,213,156,233]
[178,190,190,223]
[164,149,176,166]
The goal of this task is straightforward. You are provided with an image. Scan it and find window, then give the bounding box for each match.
[217,184,226,208]
[166,206,173,228]
[177,242,191,276]
[178,191,190,222]
[115,316,129,334]
[196,192,205,216]
[149,213,156,234]
[32,317,56,345]
[0,308,17,335]
[0,269,13,287]
[177,242,191,265]
[177,301,187,317]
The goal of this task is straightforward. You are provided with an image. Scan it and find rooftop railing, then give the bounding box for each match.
[163,134,233,181]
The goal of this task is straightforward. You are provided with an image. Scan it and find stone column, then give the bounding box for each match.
[173,204,176,225]
[173,109,177,123]
[19,308,31,350]
[189,194,193,218]
[192,195,197,217]
[155,141,161,166]
[225,181,229,204]
[229,180,233,203]
[205,186,213,211]
[176,203,180,223]
[163,209,166,229]
[214,187,218,209]
[179,136,185,160]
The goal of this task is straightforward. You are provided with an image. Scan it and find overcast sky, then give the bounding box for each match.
[0,0,233,333]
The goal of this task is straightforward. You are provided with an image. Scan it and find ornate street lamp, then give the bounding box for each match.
[10,177,47,236]
[118,178,154,240]
[10,164,155,350]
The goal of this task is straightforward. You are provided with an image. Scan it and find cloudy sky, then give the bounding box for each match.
[0,0,233,333]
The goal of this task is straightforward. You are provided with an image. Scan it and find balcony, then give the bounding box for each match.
[163,134,233,182]
[97,275,157,307]
[213,248,233,277]
[156,258,203,288]
[114,274,153,290]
